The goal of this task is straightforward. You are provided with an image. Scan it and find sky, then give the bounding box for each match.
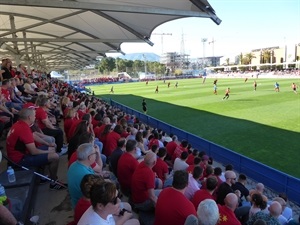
[117,0,300,59]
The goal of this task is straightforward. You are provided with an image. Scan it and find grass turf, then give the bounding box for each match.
[89,77,300,178]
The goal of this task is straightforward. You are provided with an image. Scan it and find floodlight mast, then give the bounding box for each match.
[142,54,147,75]
[152,33,172,55]
[201,38,207,67]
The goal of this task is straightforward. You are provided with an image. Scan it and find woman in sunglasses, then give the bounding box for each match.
[78,181,139,225]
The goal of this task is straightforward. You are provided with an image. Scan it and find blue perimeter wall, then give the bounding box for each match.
[110,100,300,206]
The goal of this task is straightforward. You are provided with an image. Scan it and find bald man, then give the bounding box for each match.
[272,197,288,224]
[250,182,265,196]
[216,171,239,205]
[131,152,161,211]
[247,201,281,225]
[218,193,241,225]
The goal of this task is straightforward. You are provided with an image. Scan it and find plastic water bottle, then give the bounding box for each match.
[7,166,16,183]
[0,184,8,205]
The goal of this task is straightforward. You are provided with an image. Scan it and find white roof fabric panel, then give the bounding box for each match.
[0,0,221,70]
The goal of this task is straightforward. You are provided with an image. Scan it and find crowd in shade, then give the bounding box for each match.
[0,58,299,225]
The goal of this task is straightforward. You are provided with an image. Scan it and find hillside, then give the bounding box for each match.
[115,52,160,62]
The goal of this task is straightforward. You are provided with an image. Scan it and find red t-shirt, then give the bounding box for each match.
[96,124,106,139]
[191,189,215,210]
[63,107,70,118]
[152,158,169,183]
[154,187,197,225]
[117,152,139,193]
[68,119,82,141]
[186,154,195,165]
[120,131,129,138]
[172,145,187,162]
[74,198,91,224]
[91,118,99,129]
[217,204,241,225]
[1,88,11,102]
[131,161,155,204]
[77,110,86,119]
[64,118,77,136]
[148,138,159,150]
[99,133,108,153]
[187,165,195,174]
[35,107,48,130]
[166,141,178,158]
[93,126,101,139]
[105,131,121,157]
[6,120,34,163]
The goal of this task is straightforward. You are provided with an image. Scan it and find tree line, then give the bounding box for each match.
[95,57,166,77]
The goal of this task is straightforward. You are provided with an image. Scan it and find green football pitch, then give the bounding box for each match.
[89,77,300,178]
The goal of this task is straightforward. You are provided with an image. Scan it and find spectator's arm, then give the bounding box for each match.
[32,132,55,147]
[0,204,17,225]
[25,142,54,155]
[148,188,157,206]
[0,105,13,117]
[164,172,169,181]
[94,145,103,171]
[42,118,55,129]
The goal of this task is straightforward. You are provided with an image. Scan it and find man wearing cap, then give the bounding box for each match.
[6,108,66,190]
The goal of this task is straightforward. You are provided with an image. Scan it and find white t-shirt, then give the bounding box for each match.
[173,158,189,172]
[78,206,115,225]
[184,173,201,200]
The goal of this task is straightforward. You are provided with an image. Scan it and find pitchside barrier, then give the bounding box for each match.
[110,100,300,206]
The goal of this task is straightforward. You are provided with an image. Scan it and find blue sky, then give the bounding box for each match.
[119,0,300,58]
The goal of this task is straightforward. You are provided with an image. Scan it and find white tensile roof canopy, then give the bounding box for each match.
[0,0,221,71]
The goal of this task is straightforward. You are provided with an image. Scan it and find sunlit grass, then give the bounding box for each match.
[89,77,300,177]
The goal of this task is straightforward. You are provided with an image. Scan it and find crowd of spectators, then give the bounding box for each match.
[0,58,299,225]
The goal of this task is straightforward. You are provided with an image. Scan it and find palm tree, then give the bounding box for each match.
[244,53,256,65]
[225,58,230,65]
[238,53,243,65]
[263,50,271,63]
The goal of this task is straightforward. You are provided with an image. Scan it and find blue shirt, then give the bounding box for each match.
[67,161,95,208]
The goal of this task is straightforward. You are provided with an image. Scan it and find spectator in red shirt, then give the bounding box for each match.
[148,132,160,150]
[192,176,218,210]
[105,124,122,157]
[200,155,209,177]
[64,108,79,138]
[152,147,169,184]
[218,193,241,225]
[96,117,111,139]
[6,108,66,190]
[186,149,199,165]
[187,157,201,174]
[1,79,22,111]
[99,124,112,154]
[154,170,197,225]
[131,151,160,212]
[117,139,139,196]
[35,96,64,155]
[172,139,188,162]
[165,135,178,160]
